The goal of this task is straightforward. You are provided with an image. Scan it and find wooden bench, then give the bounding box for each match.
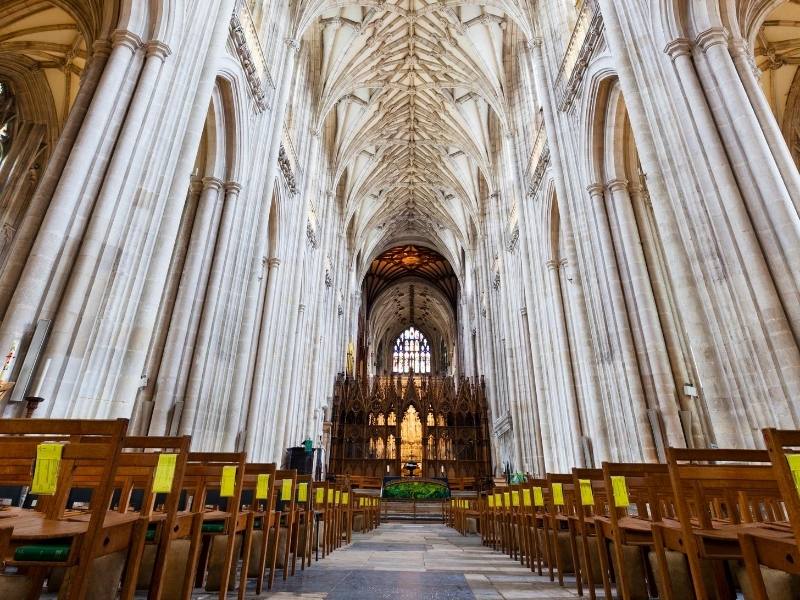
[180,451,247,599]
[738,428,800,600]
[652,448,785,600]
[0,418,129,600]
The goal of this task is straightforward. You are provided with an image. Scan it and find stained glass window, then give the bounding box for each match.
[391,326,431,373]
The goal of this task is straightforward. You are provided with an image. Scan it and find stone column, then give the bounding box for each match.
[244,257,281,454]
[179,180,241,439]
[587,183,657,461]
[0,31,143,415]
[666,37,799,439]
[0,39,112,319]
[545,259,584,467]
[148,176,223,434]
[529,39,609,465]
[606,178,684,447]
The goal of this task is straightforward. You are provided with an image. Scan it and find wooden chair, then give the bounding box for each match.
[524,478,552,577]
[652,448,784,600]
[269,469,297,587]
[543,474,582,589]
[595,462,672,600]
[570,468,607,599]
[737,428,800,600]
[0,418,130,600]
[111,435,192,600]
[181,451,247,600]
[239,462,277,597]
[294,474,314,571]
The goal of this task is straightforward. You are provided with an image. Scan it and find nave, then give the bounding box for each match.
[254,522,577,600]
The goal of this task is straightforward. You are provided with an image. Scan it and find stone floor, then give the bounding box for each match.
[194,522,581,599]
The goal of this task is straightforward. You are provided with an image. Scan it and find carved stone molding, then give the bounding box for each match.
[230,7,270,112]
[278,144,298,194]
[306,219,318,249]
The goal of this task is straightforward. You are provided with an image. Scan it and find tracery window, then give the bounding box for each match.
[391,326,431,373]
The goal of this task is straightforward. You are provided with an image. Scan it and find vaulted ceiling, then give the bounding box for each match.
[363,245,458,309]
[316,0,516,262]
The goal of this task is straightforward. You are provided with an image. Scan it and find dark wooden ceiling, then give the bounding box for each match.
[364,245,458,309]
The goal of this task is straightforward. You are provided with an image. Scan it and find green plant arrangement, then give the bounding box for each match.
[382,479,450,500]
[510,472,527,484]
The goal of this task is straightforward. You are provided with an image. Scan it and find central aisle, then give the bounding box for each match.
[247,522,580,599]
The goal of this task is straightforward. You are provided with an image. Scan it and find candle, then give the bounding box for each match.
[32,359,50,397]
[0,340,18,382]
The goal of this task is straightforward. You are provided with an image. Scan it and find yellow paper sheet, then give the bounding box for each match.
[152,453,177,494]
[327,489,334,503]
[281,479,292,501]
[512,491,520,507]
[316,487,325,504]
[552,483,564,506]
[579,479,594,506]
[31,442,63,496]
[220,465,236,497]
[611,476,629,507]
[787,454,800,496]
[488,495,495,508]
[297,482,308,502]
[533,487,544,506]
[342,492,349,505]
[256,474,270,500]
[522,488,532,506]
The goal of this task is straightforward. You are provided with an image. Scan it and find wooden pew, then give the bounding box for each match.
[570,468,607,600]
[180,451,247,600]
[543,473,582,589]
[738,428,800,599]
[652,448,784,600]
[270,469,297,587]
[110,435,192,600]
[594,462,672,600]
[238,462,277,597]
[0,418,130,600]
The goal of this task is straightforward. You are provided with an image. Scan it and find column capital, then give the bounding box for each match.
[545,259,560,271]
[267,257,281,268]
[145,40,172,61]
[298,303,306,313]
[201,176,224,191]
[664,38,692,61]
[606,178,629,193]
[695,27,729,53]
[224,181,242,194]
[189,177,203,194]
[586,183,605,197]
[91,39,113,59]
[111,29,143,51]
[285,38,301,53]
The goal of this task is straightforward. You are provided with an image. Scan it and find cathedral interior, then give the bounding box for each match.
[0,0,800,598]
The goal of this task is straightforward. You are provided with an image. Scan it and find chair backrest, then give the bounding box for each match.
[572,468,607,519]
[274,469,298,512]
[182,452,246,517]
[110,436,191,516]
[666,448,784,530]
[546,473,577,517]
[763,428,800,540]
[602,462,673,525]
[0,419,128,520]
[242,463,278,512]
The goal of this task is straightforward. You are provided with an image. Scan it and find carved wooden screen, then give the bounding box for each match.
[328,374,492,480]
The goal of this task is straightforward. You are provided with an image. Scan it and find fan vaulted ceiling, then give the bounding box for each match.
[316,0,514,259]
